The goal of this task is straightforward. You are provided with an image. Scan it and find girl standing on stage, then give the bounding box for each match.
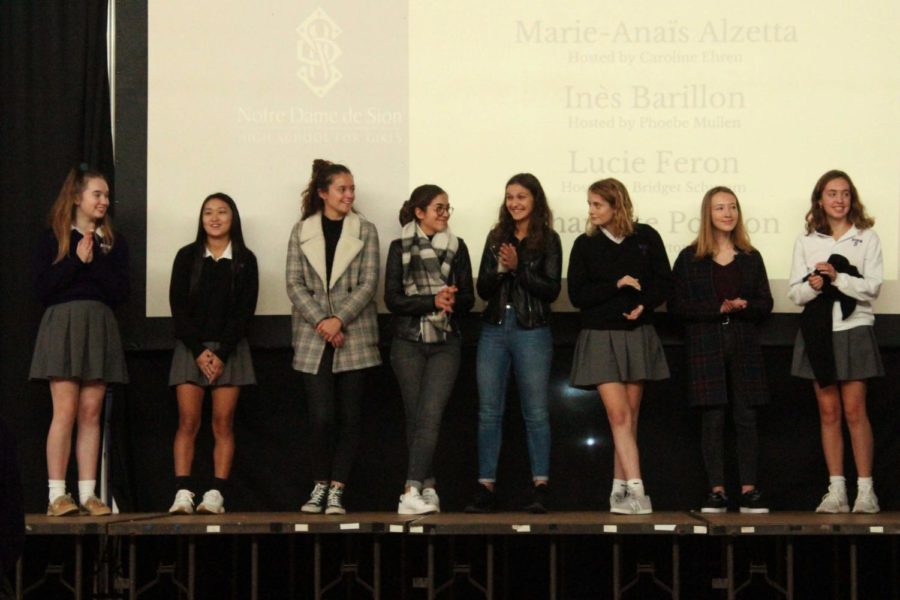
[31,165,129,517]
[568,178,672,515]
[287,159,381,515]
[167,193,258,515]
[385,184,474,515]
[788,170,883,513]
[465,173,561,514]
[670,187,773,514]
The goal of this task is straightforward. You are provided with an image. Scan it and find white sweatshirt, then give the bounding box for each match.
[787,226,882,331]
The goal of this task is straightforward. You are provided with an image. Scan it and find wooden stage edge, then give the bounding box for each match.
[24,510,900,537]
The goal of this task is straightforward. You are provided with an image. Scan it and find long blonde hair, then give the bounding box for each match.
[49,166,115,264]
[691,186,754,259]
[586,178,635,238]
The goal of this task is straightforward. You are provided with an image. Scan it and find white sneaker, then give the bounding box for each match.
[421,488,441,512]
[196,489,225,514]
[169,489,195,514]
[852,488,880,514]
[816,485,850,513]
[610,492,631,514]
[628,494,653,515]
[398,488,437,515]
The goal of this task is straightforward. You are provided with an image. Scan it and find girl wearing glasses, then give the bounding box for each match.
[385,185,474,514]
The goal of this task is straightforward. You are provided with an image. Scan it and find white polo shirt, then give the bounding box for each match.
[787,226,882,331]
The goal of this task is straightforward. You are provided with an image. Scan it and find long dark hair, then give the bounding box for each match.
[487,173,552,251]
[301,159,352,219]
[399,184,446,225]
[189,192,253,298]
[805,169,874,235]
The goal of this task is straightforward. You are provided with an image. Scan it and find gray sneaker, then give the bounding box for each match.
[852,488,880,514]
[301,482,328,513]
[610,492,631,514]
[628,494,653,515]
[815,485,850,513]
[325,485,346,515]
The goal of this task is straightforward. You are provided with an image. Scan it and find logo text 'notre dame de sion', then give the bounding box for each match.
[296,8,343,98]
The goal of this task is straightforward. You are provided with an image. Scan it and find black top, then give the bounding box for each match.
[712,260,741,303]
[477,229,562,329]
[169,243,259,361]
[33,228,130,308]
[322,215,343,285]
[384,237,475,342]
[567,223,673,330]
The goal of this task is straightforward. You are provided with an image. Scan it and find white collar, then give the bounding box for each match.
[813,225,859,242]
[71,224,104,238]
[205,241,233,261]
[600,226,625,244]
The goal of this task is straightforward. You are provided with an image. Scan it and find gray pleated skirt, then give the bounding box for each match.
[791,326,884,381]
[168,339,256,387]
[29,300,128,383]
[570,325,670,388]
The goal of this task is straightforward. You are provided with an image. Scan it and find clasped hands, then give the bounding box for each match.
[195,349,224,384]
[316,316,345,348]
[616,275,644,320]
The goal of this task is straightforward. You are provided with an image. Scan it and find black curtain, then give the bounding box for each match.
[0,1,116,512]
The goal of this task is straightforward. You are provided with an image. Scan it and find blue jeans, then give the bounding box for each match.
[476,308,553,482]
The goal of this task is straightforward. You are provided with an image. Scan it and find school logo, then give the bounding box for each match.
[296,8,343,98]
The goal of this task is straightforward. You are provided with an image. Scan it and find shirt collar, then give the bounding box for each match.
[600,226,625,244]
[71,224,104,238]
[205,242,233,261]
[813,225,859,242]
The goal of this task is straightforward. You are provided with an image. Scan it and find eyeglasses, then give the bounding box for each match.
[434,205,454,216]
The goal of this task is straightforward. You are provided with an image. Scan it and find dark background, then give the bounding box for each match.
[2,1,899,518]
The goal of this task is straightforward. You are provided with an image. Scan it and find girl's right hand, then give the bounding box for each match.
[617,275,641,291]
[76,229,94,263]
[808,274,824,291]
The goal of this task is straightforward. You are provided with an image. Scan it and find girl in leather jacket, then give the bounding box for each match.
[465,173,562,514]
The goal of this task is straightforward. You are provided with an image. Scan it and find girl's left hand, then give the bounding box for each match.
[623,304,644,320]
[330,331,345,349]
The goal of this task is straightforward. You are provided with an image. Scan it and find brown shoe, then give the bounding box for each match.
[47,494,79,517]
[80,495,112,516]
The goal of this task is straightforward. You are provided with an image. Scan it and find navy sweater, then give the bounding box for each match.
[33,229,129,308]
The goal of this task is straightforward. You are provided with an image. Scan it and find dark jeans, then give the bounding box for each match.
[390,336,461,490]
[700,324,759,488]
[301,345,367,484]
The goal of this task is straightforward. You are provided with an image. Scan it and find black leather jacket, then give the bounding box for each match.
[384,237,475,342]
[477,229,562,329]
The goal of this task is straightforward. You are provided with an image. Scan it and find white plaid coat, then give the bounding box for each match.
[285,211,381,374]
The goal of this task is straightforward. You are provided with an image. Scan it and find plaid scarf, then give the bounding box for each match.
[401,221,459,343]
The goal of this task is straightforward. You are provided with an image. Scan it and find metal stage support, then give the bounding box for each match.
[18,511,900,599]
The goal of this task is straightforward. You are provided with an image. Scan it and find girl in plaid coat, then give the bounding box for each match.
[287,159,381,515]
[670,187,773,514]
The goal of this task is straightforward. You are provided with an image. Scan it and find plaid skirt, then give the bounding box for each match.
[29,300,128,383]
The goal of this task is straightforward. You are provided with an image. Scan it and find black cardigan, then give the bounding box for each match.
[168,243,258,361]
[567,223,672,330]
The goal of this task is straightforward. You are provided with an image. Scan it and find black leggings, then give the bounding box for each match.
[300,346,367,484]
